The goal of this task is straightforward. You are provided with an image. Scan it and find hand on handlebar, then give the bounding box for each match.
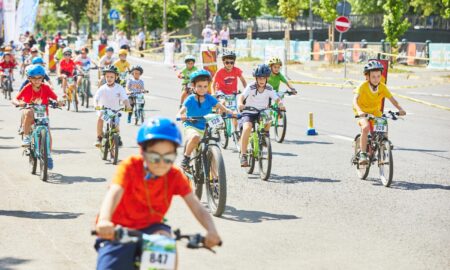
[398,110,406,116]
[95,220,115,240]
[204,231,222,249]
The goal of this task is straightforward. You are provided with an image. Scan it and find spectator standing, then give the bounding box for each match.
[117,31,130,50]
[137,28,146,57]
[219,25,230,49]
[201,24,213,44]
[99,31,108,45]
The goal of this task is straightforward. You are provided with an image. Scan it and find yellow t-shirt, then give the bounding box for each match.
[353,81,392,117]
[113,59,130,73]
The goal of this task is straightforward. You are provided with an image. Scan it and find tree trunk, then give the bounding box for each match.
[206,0,210,22]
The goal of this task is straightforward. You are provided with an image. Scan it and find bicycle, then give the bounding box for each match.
[79,65,96,108]
[216,93,241,151]
[241,106,273,181]
[65,76,79,112]
[2,69,14,100]
[119,71,128,87]
[351,111,401,187]
[91,226,221,270]
[271,89,294,143]
[177,113,236,217]
[129,91,149,126]
[97,107,124,165]
[20,101,61,182]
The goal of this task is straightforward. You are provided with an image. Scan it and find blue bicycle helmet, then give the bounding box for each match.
[253,64,271,77]
[137,117,182,146]
[27,65,46,77]
[189,69,211,83]
[184,55,196,63]
[32,57,44,65]
[106,46,114,52]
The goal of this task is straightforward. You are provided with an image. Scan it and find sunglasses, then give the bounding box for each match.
[143,152,177,164]
[224,61,234,65]
[30,76,44,80]
[64,53,72,56]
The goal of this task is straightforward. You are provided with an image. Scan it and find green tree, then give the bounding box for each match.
[349,0,383,14]
[232,0,262,20]
[218,0,241,20]
[264,0,280,16]
[410,0,450,18]
[47,0,88,34]
[313,0,339,23]
[382,0,410,48]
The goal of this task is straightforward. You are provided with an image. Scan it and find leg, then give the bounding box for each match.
[181,128,202,169]
[240,122,253,155]
[22,109,34,136]
[359,119,370,152]
[97,116,104,138]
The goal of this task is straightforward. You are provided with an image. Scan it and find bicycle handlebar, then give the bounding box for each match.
[176,113,241,122]
[17,101,62,110]
[355,111,401,120]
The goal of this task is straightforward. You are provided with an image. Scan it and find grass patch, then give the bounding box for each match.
[388,67,412,74]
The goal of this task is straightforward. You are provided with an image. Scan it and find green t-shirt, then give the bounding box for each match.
[181,66,198,85]
[268,72,288,91]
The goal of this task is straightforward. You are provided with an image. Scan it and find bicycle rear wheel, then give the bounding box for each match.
[191,150,203,200]
[7,81,12,100]
[205,145,227,217]
[38,129,49,182]
[85,80,90,108]
[66,88,72,111]
[73,89,79,112]
[246,136,255,174]
[29,141,37,175]
[110,134,120,165]
[140,108,145,125]
[258,135,272,181]
[354,134,370,180]
[378,139,393,187]
[274,111,287,143]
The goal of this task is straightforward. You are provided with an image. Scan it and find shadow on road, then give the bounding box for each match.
[272,151,298,157]
[268,174,341,184]
[0,210,82,220]
[221,206,300,223]
[396,147,447,153]
[371,179,450,191]
[51,127,81,130]
[52,149,86,155]
[73,110,96,114]
[0,145,19,150]
[0,136,14,140]
[0,257,31,270]
[283,139,333,145]
[47,173,106,184]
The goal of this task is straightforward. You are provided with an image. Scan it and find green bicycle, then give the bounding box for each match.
[271,89,295,143]
[241,106,272,181]
[97,107,124,165]
[216,93,240,151]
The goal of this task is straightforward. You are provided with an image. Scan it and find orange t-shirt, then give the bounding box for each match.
[111,155,192,229]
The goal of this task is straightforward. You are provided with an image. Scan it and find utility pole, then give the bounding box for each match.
[99,0,103,34]
[309,0,313,40]
[163,0,167,33]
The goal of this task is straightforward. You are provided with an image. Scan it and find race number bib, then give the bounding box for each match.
[140,234,176,270]
[135,94,145,104]
[120,72,127,80]
[375,118,388,132]
[3,69,10,76]
[205,114,224,129]
[34,105,47,120]
[67,77,74,84]
[224,95,236,109]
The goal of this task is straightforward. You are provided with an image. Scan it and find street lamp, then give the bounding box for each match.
[309,0,313,40]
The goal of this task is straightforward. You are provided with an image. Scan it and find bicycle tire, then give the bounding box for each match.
[246,136,255,174]
[38,129,48,182]
[220,119,229,149]
[85,80,90,108]
[66,87,72,111]
[233,131,241,152]
[140,108,145,125]
[378,139,393,187]
[111,134,120,165]
[258,135,272,181]
[29,141,37,175]
[274,111,287,143]
[354,134,370,180]
[7,81,12,100]
[205,145,227,217]
[134,107,139,125]
[73,88,79,112]
[192,150,203,200]
[102,134,109,160]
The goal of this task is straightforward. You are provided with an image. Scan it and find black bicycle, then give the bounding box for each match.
[352,111,401,187]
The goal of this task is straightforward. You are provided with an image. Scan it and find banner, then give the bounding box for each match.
[3,0,15,43]
[200,44,217,77]
[0,0,4,42]
[428,43,450,70]
[164,42,175,65]
[15,0,39,41]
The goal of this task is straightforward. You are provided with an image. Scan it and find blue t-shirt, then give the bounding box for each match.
[183,94,218,130]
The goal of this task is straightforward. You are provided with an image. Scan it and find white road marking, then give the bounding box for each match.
[327,134,354,142]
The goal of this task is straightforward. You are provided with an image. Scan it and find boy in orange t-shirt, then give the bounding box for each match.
[94,117,221,269]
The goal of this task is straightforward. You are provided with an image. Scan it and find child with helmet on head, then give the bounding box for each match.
[98,47,117,86]
[177,55,198,107]
[74,46,98,94]
[113,49,131,86]
[177,69,233,170]
[13,65,64,170]
[238,64,285,167]
[126,65,145,123]
[0,50,17,88]
[93,65,131,147]
[212,50,247,97]
[57,47,77,97]
[267,57,297,94]
[353,60,406,165]
[93,116,222,270]
[19,57,53,90]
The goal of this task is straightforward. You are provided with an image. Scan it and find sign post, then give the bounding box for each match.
[335,16,351,43]
[109,9,120,33]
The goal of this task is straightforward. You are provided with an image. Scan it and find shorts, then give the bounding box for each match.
[184,126,204,141]
[241,113,259,124]
[95,223,171,270]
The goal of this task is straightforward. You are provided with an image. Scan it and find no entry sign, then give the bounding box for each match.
[335,16,351,33]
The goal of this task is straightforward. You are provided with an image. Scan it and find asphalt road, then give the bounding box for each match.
[0,58,449,270]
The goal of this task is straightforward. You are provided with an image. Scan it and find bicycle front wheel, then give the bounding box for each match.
[246,136,255,174]
[258,135,272,181]
[85,80,90,108]
[274,111,287,143]
[101,134,109,161]
[378,139,393,187]
[111,134,120,165]
[73,89,79,112]
[29,141,37,174]
[205,145,227,217]
[38,129,49,182]
[220,119,229,149]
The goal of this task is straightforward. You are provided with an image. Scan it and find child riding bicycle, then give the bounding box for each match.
[126,65,146,123]
[94,117,221,269]
[353,60,406,165]
[177,55,198,107]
